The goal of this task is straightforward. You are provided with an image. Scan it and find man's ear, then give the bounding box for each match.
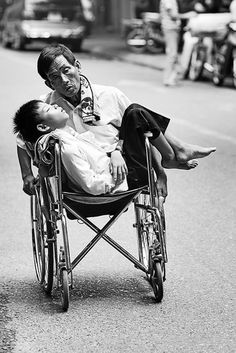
[75,60,81,71]
[45,79,53,90]
[37,123,51,132]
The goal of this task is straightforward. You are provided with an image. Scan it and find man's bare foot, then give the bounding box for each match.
[162,158,198,170]
[175,144,216,162]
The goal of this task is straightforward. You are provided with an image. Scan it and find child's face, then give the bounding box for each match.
[38,102,69,130]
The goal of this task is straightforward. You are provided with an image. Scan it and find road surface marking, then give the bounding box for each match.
[173,118,236,145]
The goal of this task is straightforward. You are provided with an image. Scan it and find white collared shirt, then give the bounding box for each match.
[50,127,128,195]
[16,84,131,153]
[42,84,131,152]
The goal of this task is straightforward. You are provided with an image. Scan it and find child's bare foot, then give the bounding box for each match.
[162,158,198,170]
[175,144,216,162]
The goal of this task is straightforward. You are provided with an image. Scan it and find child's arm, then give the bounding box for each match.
[61,145,127,195]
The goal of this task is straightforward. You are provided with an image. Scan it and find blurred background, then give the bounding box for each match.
[0,0,235,88]
[0,1,235,353]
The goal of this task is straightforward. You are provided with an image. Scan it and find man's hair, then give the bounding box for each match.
[37,44,77,80]
[13,100,44,143]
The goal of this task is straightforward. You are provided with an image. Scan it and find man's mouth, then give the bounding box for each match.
[65,84,74,92]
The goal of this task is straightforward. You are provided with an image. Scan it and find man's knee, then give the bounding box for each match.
[125,103,143,116]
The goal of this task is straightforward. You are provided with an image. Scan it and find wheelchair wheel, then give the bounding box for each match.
[134,192,150,269]
[151,261,163,302]
[61,269,69,311]
[31,195,45,284]
[31,185,54,294]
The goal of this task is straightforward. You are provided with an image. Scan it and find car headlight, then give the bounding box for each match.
[64,26,85,37]
[21,22,31,35]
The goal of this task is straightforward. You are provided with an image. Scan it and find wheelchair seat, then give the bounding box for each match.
[63,187,146,218]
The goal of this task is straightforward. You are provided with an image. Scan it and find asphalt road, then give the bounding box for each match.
[0,46,235,353]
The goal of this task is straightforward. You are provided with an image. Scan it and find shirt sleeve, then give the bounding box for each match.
[61,144,115,195]
[16,132,27,149]
[112,87,132,128]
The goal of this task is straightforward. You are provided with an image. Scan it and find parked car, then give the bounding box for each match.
[1,0,87,51]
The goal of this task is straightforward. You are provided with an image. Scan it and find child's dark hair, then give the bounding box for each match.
[13,100,44,143]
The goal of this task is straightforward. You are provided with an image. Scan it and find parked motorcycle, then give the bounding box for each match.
[122,12,165,54]
[212,21,236,88]
[186,13,231,81]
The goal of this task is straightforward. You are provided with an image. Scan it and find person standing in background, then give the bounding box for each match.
[160,0,181,86]
[230,0,236,20]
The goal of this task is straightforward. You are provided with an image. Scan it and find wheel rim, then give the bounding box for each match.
[135,193,150,270]
[126,29,146,53]
[31,195,46,283]
[189,48,204,81]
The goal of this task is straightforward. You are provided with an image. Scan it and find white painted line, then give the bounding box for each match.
[173,118,236,145]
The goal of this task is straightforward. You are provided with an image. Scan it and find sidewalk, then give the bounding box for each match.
[82,31,165,71]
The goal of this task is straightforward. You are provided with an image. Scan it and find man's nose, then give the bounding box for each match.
[61,73,69,83]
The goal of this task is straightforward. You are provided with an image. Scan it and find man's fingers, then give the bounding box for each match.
[23,186,35,196]
[158,196,165,211]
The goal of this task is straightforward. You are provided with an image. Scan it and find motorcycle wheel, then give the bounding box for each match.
[146,29,165,54]
[126,28,146,54]
[233,58,236,89]
[189,44,205,81]
[212,50,225,86]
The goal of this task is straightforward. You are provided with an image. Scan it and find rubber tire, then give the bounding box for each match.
[146,29,165,54]
[43,221,54,295]
[31,195,45,284]
[189,45,205,81]
[1,30,12,48]
[212,73,224,86]
[12,34,25,50]
[61,269,69,311]
[233,58,236,88]
[212,54,224,86]
[135,193,150,269]
[31,192,54,294]
[40,180,54,294]
[151,261,163,302]
[126,28,146,54]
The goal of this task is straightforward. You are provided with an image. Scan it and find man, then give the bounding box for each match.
[16,44,216,199]
[160,0,182,86]
[14,100,200,195]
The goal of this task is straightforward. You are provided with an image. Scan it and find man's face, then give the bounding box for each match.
[37,102,69,130]
[46,55,81,98]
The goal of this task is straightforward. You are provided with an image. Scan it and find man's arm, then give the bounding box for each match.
[17,146,35,195]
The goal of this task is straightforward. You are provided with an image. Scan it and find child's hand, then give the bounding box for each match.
[109,150,128,185]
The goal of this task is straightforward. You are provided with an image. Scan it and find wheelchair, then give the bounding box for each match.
[30,133,168,311]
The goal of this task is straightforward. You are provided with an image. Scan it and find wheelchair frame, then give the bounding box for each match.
[31,133,168,311]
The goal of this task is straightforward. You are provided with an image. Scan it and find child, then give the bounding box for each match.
[13,100,215,195]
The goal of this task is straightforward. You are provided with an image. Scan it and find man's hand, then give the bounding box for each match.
[156,172,168,210]
[109,150,128,185]
[23,174,36,195]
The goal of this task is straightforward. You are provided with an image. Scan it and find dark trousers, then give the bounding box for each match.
[120,103,170,189]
